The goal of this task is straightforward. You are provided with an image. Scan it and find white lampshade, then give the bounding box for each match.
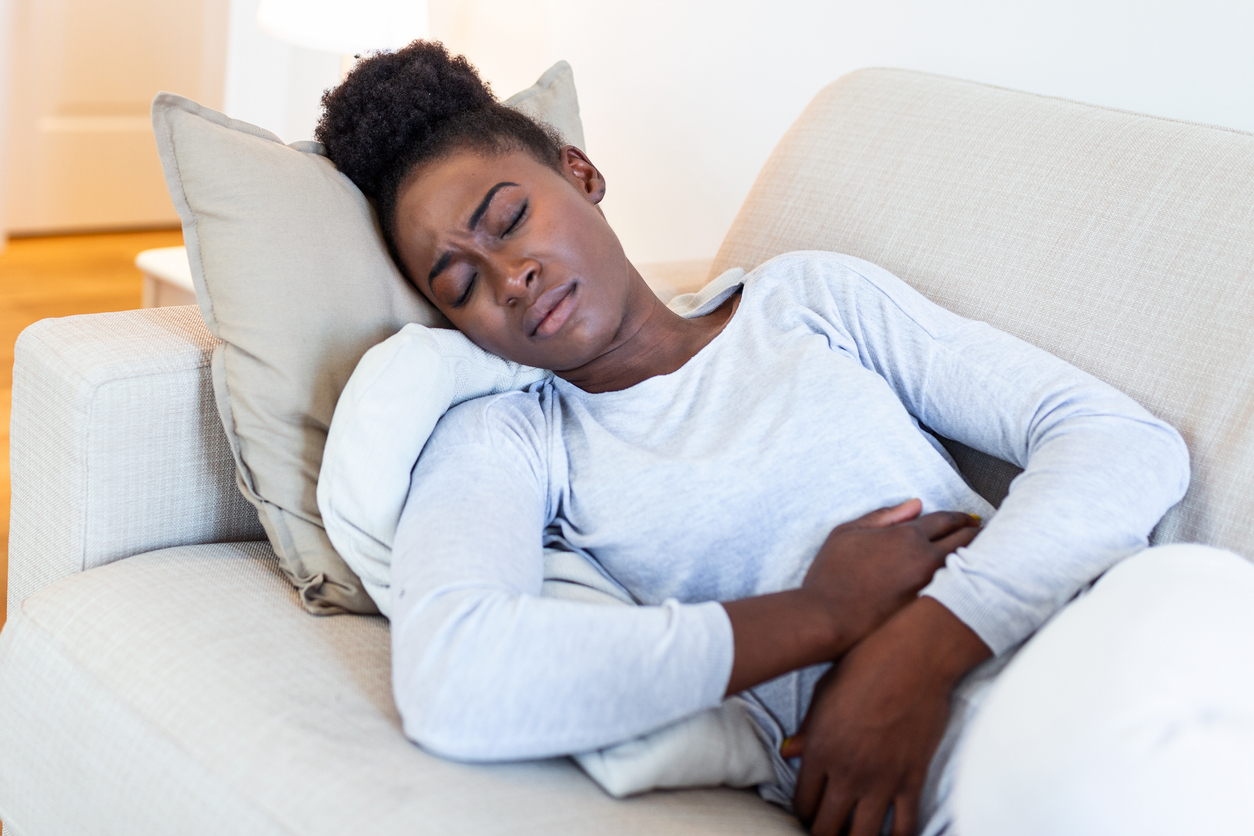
[257,0,429,55]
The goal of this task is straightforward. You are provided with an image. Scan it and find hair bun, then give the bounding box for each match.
[317,40,495,199]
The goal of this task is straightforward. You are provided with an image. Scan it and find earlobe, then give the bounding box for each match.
[562,145,607,205]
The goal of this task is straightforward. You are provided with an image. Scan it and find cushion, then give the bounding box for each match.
[0,542,799,834]
[151,61,586,614]
[317,325,550,611]
[709,67,1254,557]
[317,268,745,616]
[316,269,782,800]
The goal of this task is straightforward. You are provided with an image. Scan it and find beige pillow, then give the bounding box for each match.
[151,61,585,615]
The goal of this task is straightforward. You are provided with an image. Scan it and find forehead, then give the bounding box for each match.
[393,148,555,267]
[398,149,552,226]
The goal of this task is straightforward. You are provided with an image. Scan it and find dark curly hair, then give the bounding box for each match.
[316,41,564,279]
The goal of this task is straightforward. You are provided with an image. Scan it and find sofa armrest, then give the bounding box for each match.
[8,306,265,615]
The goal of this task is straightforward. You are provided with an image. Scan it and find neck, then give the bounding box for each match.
[557,267,737,394]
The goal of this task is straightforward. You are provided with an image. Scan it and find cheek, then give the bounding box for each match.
[448,306,534,364]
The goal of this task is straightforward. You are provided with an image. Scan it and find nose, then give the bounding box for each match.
[493,255,539,306]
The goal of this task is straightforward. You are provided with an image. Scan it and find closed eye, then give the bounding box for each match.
[503,200,528,236]
[452,272,476,308]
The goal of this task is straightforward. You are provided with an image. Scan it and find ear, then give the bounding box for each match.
[560,145,606,205]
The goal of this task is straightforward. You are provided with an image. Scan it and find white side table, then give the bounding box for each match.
[136,246,197,308]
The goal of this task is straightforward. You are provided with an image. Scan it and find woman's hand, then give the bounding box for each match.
[798,499,980,654]
[722,499,980,696]
[783,597,992,836]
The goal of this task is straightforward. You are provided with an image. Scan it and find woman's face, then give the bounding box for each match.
[392,145,638,371]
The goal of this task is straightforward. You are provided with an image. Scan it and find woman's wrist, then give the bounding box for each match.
[789,586,861,659]
[721,589,988,698]
[892,595,993,686]
[722,588,852,696]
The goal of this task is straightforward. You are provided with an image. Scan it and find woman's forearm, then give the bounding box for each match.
[723,589,850,696]
[722,501,981,696]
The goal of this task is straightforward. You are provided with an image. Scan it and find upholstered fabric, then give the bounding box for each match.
[151,92,441,615]
[711,68,1254,556]
[502,60,586,150]
[150,63,586,615]
[318,265,726,616]
[955,544,1254,834]
[5,66,1254,836]
[320,324,550,613]
[6,306,263,616]
[0,543,800,836]
[637,258,716,304]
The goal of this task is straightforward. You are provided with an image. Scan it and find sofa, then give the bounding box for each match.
[3,67,1253,835]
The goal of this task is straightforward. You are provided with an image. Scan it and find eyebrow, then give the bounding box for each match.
[469,181,518,230]
[427,181,519,287]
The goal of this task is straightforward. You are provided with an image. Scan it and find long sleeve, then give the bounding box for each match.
[388,395,733,762]
[800,252,1191,654]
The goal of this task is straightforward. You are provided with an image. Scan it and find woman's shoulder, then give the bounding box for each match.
[431,386,550,454]
[732,250,866,320]
[741,251,942,325]
[742,250,881,291]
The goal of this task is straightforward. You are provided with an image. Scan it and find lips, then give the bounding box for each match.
[524,282,577,338]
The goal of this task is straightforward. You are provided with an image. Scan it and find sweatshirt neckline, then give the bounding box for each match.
[552,268,746,403]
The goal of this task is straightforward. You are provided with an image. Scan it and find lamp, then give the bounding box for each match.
[257,0,429,75]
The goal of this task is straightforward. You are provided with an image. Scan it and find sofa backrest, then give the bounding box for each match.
[712,68,1254,558]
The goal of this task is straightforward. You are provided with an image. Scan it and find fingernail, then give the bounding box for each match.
[969,513,981,523]
[781,736,793,752]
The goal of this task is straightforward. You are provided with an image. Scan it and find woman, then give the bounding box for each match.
[316,42,1189,835]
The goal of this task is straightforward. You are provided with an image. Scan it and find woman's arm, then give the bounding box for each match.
[794,251,1190,653]
[723,499,979,695]
[390,402,732,761]
[771,251,1189,835]
[391,397,980,762]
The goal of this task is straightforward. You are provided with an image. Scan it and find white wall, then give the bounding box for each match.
[227,0,1254,263]
[223,0,340,143]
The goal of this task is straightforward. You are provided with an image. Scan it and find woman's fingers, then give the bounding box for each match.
[781,733,806,759]
[931,524,981,557]
[845,498,923,530]
[891,792,918,836]
[809,788,855,836]
[848,796,892,836]
[792,762,827,825]
[913,510,981,542]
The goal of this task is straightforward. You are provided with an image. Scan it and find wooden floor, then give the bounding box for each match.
[0,229,183,632]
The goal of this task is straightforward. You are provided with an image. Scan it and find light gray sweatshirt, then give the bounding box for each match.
[390,251,1189,762]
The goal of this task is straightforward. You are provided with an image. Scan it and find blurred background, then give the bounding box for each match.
[0,0,1251,629]
[2,0,1253,259]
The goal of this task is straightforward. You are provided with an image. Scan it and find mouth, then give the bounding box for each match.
[525,282,577,338]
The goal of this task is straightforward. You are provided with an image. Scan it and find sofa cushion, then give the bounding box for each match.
[150,62,585,615]
[712,68,1254,556]
[0,543,799,835]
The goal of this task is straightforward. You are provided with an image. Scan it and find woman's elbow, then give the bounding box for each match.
[394,658,509,761]
[1152,419,1192,501]
[398,700,490,761]
[390,591,531,759]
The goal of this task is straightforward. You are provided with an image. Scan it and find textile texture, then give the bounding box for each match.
[7,306,263,616]
[388,252,1184,766]
[0,543,800,836]
[711,68,1254,556]
[954,544,1254,835]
